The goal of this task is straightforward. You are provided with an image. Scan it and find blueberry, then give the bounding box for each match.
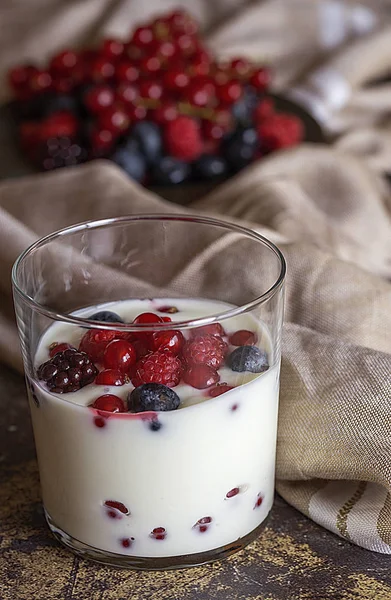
[152,156,190,185]
[193,155,228,180]
[128,383,180,413]
[131,121,162,165]
[110,146,146,182]
[224,139,257,172]
[88,310,124,324]
[227,346,269,373]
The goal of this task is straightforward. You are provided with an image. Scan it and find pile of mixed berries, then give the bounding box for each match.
[8,9,304,185]
[37,308,269,415]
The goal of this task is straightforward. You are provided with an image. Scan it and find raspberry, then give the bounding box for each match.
[253,98,275,123]
[257,113,304,151]
[131,351,182,388]
[37,348,98,393]
[79,329,124,363]
[183,334,227,369]
[164,116,203,161]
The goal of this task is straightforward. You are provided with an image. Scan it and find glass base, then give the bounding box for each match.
[45,510,269,570]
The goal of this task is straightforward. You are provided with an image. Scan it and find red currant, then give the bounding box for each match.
[152,330,184,355]
[133,312,164,325]
[29,70,52,93]
[90,128,116,156]
[116,83,139,105]
[208,383,234,397]
[98,105,129,133]
[39,111,78,139]
[102,39,124,60]
[253,98,274,122]
[51,76,74,94]
[250,67,271,91]
[139,55,161,75]
[163,68,190,92]
[8,65,36,94]
[91,57,115,82]
[95,369,125,386]
[84,85,115,114]
[79,329,121,363]
[230,57,251,77]
[92,394,126,412]
[151,101,178,125]
[115,61,140,84]
[213,108,234,129]
[190,323,225,338]
[217,80,242,104]
[185,80,211,107]
[49,342,74,357]
[153,40,177,60]
[127,104,148,121]
[229,330,257,346]
[124,43,143,61]
[167,10,198,36]
[103,339,136,372]
[139,80,163,101]
[189,51,211,77]
[50,50,79,73]
[202,120,225,142]
[132,26,154,48]
[183,364,220,389]
[175,34,196,56]
[213,68,230,86]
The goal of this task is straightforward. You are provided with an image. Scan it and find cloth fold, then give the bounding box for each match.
[2,150,391,553]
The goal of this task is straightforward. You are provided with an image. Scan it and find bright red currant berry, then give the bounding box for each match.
[217,80,243,104]
[98,105,129,133]
[90,127,116,156]
[202,120,225,142]
[151,101,178,125]
[193,516,212,533]
[175,34,196,56]
[126,104,148,121]
[103,339,136,372]
[163,68,190,92]
[104,500,129,514]
[139,80,163,101]
[154,40,177,60]
[230,57,251,77]
[139,55,161,75]
[133,313,164,325]
[183,364,220,389]
[124,43,143,61]
[51,76,74,94]
[189,51,211,77]
[50,50,79,73]
[229,330,257,346]
[254,493,264,509]
[84,85,115,114]
[115,61,140,84]
[49,342,74,357]
[116,83,139,105]
[132,26,154,48]
[213,68,230,86]
[91,57,115,82]
[39,111,79,139]
[152,330,184,355]
[190,323,225,338]
[92,394,126,412]
[208,383,234,397]
[95,369,125,386]
[8,65,36,93]
[79,328,118,362]
[226,487,240,498]
[161,317,172,323]
[250,67,271,91]
[102,38,124,60]
[150,527,166,540]
[29,70,52,93]
[185,81,211,107]
[121,537,134,548]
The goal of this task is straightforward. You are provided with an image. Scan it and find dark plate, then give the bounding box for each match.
[0,94,326,204]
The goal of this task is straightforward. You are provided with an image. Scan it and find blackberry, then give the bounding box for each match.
[88,310,124,323]
[128,383,180,413]
[38,136,87,171]
[227,346,269,373]
[37,348,98,393]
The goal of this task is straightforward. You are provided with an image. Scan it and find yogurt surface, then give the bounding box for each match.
[30,298,280,558]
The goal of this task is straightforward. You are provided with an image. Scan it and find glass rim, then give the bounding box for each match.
[12,214,286,331]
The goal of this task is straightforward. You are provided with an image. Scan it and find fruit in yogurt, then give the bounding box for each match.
[31,298,279,560]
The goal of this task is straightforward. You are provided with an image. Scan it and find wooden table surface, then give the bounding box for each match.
[1,364,391,600]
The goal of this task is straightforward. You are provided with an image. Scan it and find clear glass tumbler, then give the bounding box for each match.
[12,214,285,570]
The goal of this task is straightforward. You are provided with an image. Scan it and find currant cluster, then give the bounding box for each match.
[9,9,304,184]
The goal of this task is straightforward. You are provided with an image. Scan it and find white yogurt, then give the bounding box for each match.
[29,299,280,559]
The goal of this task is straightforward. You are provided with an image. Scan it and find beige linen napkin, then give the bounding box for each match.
[1,148,391,553]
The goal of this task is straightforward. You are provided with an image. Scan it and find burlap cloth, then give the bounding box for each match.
[1,0,391,555]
